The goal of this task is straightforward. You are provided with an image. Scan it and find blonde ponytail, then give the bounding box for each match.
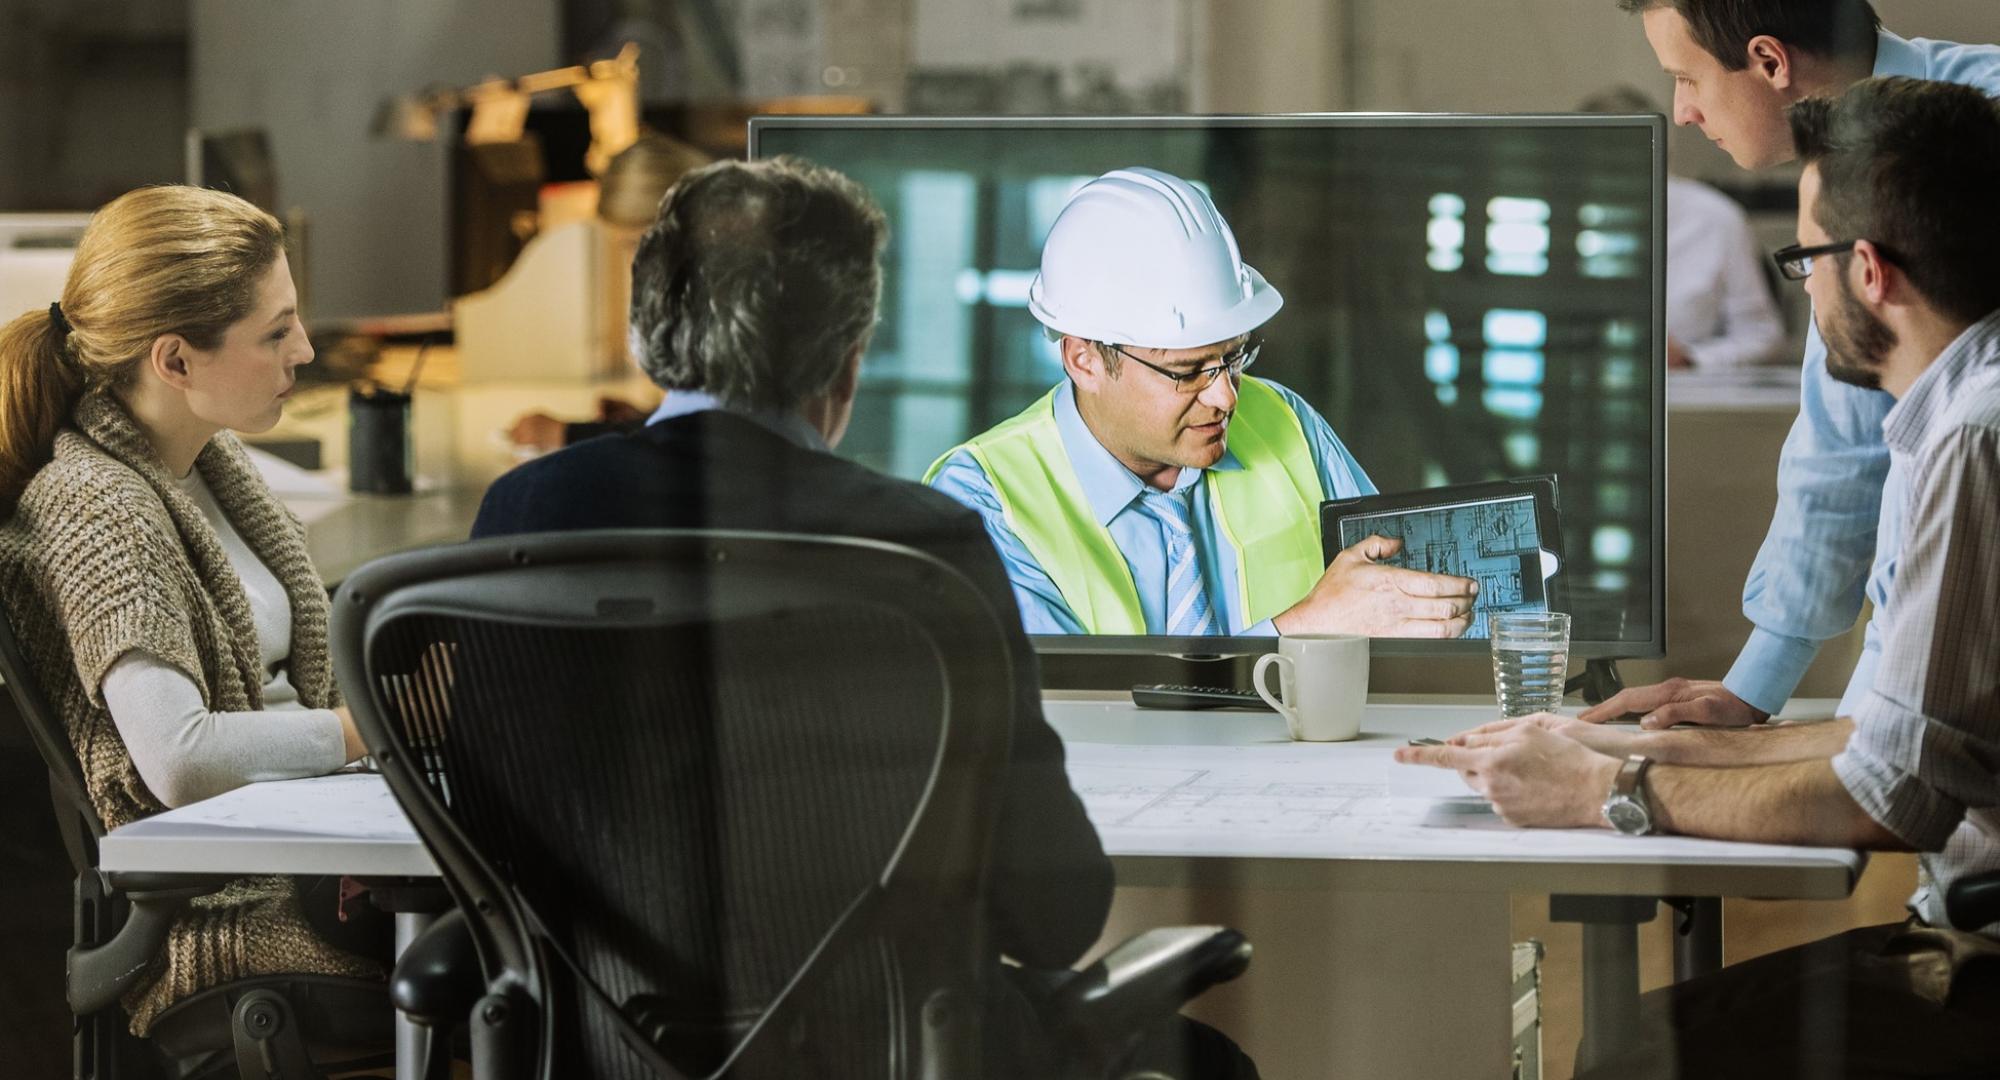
[0,186,283,509]
[0,308,87,502]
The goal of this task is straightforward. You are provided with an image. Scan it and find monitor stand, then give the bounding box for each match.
[1565,658,1626,706]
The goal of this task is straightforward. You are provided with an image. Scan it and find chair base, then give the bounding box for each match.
[147,976,395,1080]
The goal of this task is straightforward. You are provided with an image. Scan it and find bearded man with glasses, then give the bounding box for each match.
[927,167,1478,639]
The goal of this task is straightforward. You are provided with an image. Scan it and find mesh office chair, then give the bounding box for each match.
[0,601,426,1080]
[333,530,1252,1080]
[1947,871,2000,933]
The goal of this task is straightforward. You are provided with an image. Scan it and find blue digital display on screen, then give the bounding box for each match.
[1335,494,1549,638]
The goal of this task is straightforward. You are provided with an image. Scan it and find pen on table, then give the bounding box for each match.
[1407,737,1445,747]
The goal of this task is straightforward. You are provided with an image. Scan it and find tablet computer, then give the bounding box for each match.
[1320,476,1563,638]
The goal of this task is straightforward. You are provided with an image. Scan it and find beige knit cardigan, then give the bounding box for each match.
[0,391,377,1033]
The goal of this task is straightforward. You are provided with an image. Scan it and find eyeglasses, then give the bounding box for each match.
[1772,240,1857,281]
[1101,336,1262,393]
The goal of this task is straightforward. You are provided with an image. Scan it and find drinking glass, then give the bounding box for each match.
[1490,612,1570,717]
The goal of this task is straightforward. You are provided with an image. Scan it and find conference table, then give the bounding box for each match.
[96,691,1861,1079]
[1045,692,1860,1077]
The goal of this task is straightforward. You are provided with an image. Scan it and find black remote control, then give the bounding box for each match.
[1130,684,1275,711]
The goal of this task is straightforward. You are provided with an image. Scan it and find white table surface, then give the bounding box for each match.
[1045,692,1863,899]
[94,691,1863,1080]
[96,770,437,877]
[99,692,1861,899]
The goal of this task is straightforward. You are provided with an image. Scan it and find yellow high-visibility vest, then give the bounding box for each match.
[925,376,1324,633]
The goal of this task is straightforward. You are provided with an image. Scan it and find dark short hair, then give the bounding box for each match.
[1617,0,1881,70]
[1789,77,2000,324]
[628,157,887,411]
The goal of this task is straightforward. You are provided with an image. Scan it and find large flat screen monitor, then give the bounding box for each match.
[749,115,1665,659]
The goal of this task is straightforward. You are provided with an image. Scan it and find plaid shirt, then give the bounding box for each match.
[1833,309,2000,933]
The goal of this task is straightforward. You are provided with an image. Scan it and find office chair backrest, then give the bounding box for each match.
[334,530,1017,1079]
[0,598,104,872]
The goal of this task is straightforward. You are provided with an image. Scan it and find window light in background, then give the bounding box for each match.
[1481,307,1547,421]
[1578,201,1645,279]
[1481,387,1542,420]
[1427,193,1466,272]
[1423,308,1461,406]
[1485,196,1550,277]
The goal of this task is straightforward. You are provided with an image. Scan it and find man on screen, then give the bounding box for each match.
[926,167,1478,637]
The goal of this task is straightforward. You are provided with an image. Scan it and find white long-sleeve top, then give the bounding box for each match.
[1666,176,1788,370]
[99,468,345,808]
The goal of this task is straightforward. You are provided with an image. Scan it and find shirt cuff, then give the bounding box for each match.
[1246,618,1278,637]
[1831,722,1964,852]
[1722,628,1819,716]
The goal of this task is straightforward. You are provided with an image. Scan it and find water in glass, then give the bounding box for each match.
[1490,612,1570,717]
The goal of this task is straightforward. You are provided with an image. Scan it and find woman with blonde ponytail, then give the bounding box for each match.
[0,186,388,1040]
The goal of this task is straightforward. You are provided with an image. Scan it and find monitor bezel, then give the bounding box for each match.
[748,112,1668,660]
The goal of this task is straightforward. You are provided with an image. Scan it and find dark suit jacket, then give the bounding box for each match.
[472,410,1115,970]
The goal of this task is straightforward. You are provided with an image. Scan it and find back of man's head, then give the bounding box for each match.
[630,157,887,412]
[1790,77,2000,325]
[1616,0,1880,70]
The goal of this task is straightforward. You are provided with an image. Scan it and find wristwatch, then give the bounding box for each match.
[1602,755,1656,836]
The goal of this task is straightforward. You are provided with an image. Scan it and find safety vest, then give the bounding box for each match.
[925,376,1324,634]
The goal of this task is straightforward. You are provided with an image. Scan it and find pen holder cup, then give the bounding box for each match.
[348,386,413,495]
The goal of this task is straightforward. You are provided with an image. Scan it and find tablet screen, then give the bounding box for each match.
[1333,493,1549,638]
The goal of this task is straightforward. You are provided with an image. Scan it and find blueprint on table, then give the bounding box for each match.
[1336,493,1547,637]
[128,772,416,841]
[1065,741,1862,866]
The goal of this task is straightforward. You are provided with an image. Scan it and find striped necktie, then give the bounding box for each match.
[1141,488,1220,636]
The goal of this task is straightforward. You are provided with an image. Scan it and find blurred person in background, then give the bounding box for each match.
[506,130,709,451]
[1582,85,1787,371]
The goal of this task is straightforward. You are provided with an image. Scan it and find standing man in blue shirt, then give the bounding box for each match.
[1405,76,2000,1079]
[927,167,1479,639]
[1585,0,2000,728]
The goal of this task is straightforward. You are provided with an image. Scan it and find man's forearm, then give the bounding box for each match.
[1636,718,1853,767]
[1648,757,1905,849]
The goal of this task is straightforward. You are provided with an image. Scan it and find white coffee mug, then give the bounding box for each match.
[1252,634,1370,742]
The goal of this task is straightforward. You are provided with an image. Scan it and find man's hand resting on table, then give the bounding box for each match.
[1452,712,1651,760]
[1394,719,1621,828]
[1577,677,1769,730]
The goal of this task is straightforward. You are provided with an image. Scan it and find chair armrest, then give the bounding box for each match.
[100,870,235,899]
[1946,869,2000,932]
[391,908,484,1027]
[69,872,233,1015]
[1044,926,1251,1046]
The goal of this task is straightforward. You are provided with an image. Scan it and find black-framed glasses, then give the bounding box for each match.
[1101,335,1262,393]
[1772,240,1857,281]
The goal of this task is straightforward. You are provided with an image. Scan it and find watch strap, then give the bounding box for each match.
[1614,754,1652,798]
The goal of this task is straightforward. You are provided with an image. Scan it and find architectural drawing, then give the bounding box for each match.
[1336,495,1547,636]
[1062,742,1864,866]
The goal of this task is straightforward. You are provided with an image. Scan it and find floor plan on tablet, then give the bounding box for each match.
[1335,494,1548,636]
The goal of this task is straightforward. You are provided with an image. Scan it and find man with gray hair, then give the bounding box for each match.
[471,156,1258,1078]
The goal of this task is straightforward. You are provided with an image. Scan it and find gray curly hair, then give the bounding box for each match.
[628,156,887,412]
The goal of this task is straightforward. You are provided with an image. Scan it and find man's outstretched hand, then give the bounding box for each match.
[1577,677,1769,730]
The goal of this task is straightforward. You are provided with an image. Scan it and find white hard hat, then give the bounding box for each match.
[1027,167,1283,351]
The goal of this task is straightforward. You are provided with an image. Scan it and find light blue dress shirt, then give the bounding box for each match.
[928,379,1374,636]
[647,389,828,450]
[1723,29,2000,717]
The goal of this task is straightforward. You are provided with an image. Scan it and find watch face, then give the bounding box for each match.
[1606,798,1650,835]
